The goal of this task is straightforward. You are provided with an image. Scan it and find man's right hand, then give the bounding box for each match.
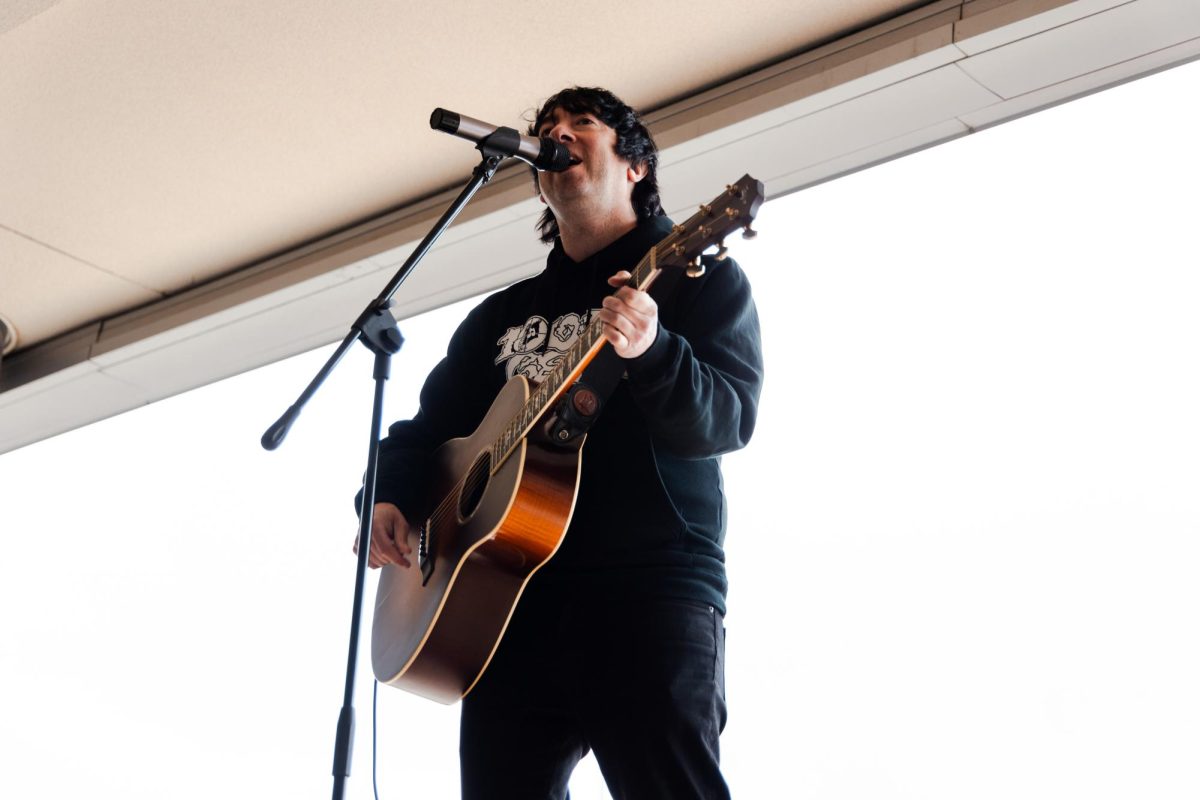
[353,502,415,569]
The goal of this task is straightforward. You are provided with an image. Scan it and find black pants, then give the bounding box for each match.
[460,585,729,799]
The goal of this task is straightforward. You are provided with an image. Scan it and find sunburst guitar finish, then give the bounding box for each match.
[371,376,581,704]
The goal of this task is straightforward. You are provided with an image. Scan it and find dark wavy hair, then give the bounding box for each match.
[527,86,664,244]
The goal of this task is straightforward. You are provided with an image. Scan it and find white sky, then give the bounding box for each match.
[2,58,1199,799]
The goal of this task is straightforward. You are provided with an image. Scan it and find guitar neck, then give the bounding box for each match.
[484,173,765,474]
[487,241,672,472]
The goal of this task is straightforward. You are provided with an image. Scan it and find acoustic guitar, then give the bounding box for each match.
[371,175,764,703]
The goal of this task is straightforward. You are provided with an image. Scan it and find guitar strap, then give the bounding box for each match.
[546,263,688,447]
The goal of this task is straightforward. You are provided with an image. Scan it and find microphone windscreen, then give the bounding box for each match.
[429,108,459,133]
[540,138,573,172]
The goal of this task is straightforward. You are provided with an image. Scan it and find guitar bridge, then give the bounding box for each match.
[418,520,434,586]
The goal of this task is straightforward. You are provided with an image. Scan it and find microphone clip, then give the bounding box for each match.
[476,127,524,161]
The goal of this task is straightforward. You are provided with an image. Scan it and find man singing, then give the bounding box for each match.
[358,86,763,799]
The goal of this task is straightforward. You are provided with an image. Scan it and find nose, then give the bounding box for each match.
[546,121,574,142]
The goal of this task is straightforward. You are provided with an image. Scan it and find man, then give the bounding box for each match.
[357,86,763,798]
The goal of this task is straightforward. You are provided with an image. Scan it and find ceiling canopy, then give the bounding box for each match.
[2,0,1198,453]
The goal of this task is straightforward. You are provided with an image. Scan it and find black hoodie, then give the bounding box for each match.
[365,215,763,613]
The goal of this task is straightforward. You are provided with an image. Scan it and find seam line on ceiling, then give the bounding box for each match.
[0,0,67,36]
[951,55,1007,105]
[0,223,165,296]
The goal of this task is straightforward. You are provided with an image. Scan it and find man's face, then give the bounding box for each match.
[535,106,643,225]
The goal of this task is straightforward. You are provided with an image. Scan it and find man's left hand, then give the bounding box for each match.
[599,271,658,358]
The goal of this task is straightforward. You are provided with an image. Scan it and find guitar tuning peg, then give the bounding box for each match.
[715,241,729,261]
[741,225,758,240]
[686,256,706,278]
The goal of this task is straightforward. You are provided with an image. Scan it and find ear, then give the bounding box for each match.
[627,161,648,184]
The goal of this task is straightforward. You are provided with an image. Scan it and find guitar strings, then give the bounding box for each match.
[411,217,708,554]
[409,186,753,566]
[495,224,683,452]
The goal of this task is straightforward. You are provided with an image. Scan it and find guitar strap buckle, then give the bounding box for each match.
[546,382,603,448]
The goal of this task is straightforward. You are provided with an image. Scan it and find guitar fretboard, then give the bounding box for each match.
[480,174,760,475]
[487,239,670,473]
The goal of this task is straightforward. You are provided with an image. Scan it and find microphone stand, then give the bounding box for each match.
[260,138,513,800]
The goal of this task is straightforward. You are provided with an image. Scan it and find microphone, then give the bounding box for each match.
[430,108,573,172]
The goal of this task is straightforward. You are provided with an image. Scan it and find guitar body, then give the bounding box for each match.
[371,375,583,704]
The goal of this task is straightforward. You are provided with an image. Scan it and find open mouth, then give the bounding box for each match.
[568,156,582,166]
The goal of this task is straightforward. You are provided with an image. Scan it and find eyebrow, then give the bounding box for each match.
[536,108,598,133]
[536,110,562,132]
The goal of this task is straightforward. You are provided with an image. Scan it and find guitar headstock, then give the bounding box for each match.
[658,174,764,277]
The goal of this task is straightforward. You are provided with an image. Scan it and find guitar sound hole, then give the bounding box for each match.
[458,451,491,521]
